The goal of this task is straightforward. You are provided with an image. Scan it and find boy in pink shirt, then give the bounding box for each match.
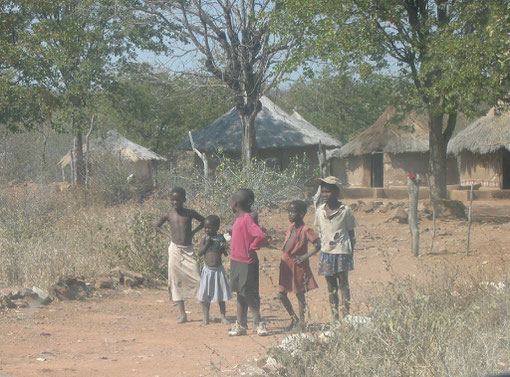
[228,189,267,336]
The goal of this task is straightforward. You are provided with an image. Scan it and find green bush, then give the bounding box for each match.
[103,211,168,286]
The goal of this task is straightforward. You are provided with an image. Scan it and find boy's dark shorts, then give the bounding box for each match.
[230,256,259,299]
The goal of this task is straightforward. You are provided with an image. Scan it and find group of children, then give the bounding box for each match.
[155,176,357,336]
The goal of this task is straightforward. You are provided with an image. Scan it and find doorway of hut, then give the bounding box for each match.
[503,148,510,189]
[371,153,384,188]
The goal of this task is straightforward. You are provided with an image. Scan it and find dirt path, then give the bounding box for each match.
[1,199,509,377]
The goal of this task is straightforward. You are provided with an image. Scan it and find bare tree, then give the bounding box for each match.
[135,0,298,165]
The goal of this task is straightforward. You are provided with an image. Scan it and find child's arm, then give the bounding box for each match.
[221,241,229,256]
[197,236,212,256]
[247,216,267,251]
[349,230,356,250]
[295,238,321,264]
[190,210,205,237]
[154,214,172,239]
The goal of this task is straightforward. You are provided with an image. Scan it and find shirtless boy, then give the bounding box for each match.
[155,186,205,323]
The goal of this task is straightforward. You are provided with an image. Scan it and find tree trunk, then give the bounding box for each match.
[85,115,95,188]
[428,114,448,205]
[408,175,421,257]
[73,130,85,186]
[241,113,257,166]
[240,98,261,166]
[317,140,327,178]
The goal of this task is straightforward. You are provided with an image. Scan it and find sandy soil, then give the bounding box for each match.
[1,199,509,377]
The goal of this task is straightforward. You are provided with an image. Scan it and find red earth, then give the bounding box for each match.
[1,199,509,377]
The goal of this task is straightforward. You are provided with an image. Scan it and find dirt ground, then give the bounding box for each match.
[1,199,509,377]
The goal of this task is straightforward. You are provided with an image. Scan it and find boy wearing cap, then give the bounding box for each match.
[314,176,357,320]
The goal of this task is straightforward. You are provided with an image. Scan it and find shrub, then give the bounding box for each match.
[158,154,317,225]
[0,156,315,290]
[93,153,137,205]
[268,274,510,377]
[102,210,168,286]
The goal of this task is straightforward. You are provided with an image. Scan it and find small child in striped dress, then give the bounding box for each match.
[197,215,233,325]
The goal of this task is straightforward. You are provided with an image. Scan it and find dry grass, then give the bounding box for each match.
[0,157,313,290]
[268,271,510,377]
[0,186,168,290]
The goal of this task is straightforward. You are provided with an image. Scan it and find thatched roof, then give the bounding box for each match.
[447,107,510,155]
[327,106,429,159]
[58,130,166,168]
[178,96,342,153]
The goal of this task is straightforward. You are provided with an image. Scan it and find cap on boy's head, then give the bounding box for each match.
[205,215,220,227]
[171,186,186,198]
[289,200,307,215]
[314,176,342,188]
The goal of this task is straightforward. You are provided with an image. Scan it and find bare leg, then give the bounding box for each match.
[279,292,298,330]
[177,300,188,323]
[325,276,339,321]
[237,294,247,327]
[338,271,350,317]
[296,292,306,323]
[219,301,229,324]
[201,302,210,324]
[246,294,261,328]
[278,292,299,331]
[279,292,298,319]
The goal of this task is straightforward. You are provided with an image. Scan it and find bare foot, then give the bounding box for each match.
[220,316,229,324]
[177,315,188,324]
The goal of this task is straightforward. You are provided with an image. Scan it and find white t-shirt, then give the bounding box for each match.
[315,203,357,255]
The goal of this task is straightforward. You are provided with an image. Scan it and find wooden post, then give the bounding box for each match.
[466,184,474,255]
[408,174,421,257]
[429,206,436,254]
[188,131,209,191]
[70,149,76,188]
[85,115,94,188]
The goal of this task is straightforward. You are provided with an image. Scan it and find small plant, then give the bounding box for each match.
[103,211,168,286]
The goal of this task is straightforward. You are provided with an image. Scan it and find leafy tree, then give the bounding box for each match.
[276,69,406,143]
[278,0,510,204]
[98,63,234,155]
[131,0,300,165]
[1,0,168,185]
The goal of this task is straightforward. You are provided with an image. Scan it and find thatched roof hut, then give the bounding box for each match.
[448,107,510,155]
[178,96,341,170]
[178,96,341,161]
[328,106,458,187]
[58,130,166,168]
[327,106,429,160]
[58,130,166,188]
[447,108,510,189]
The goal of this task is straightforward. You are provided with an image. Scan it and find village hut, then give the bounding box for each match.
[58,130,167,188]
[177,96,342,170]
[448,107,510,189]
[328,106,458,187]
